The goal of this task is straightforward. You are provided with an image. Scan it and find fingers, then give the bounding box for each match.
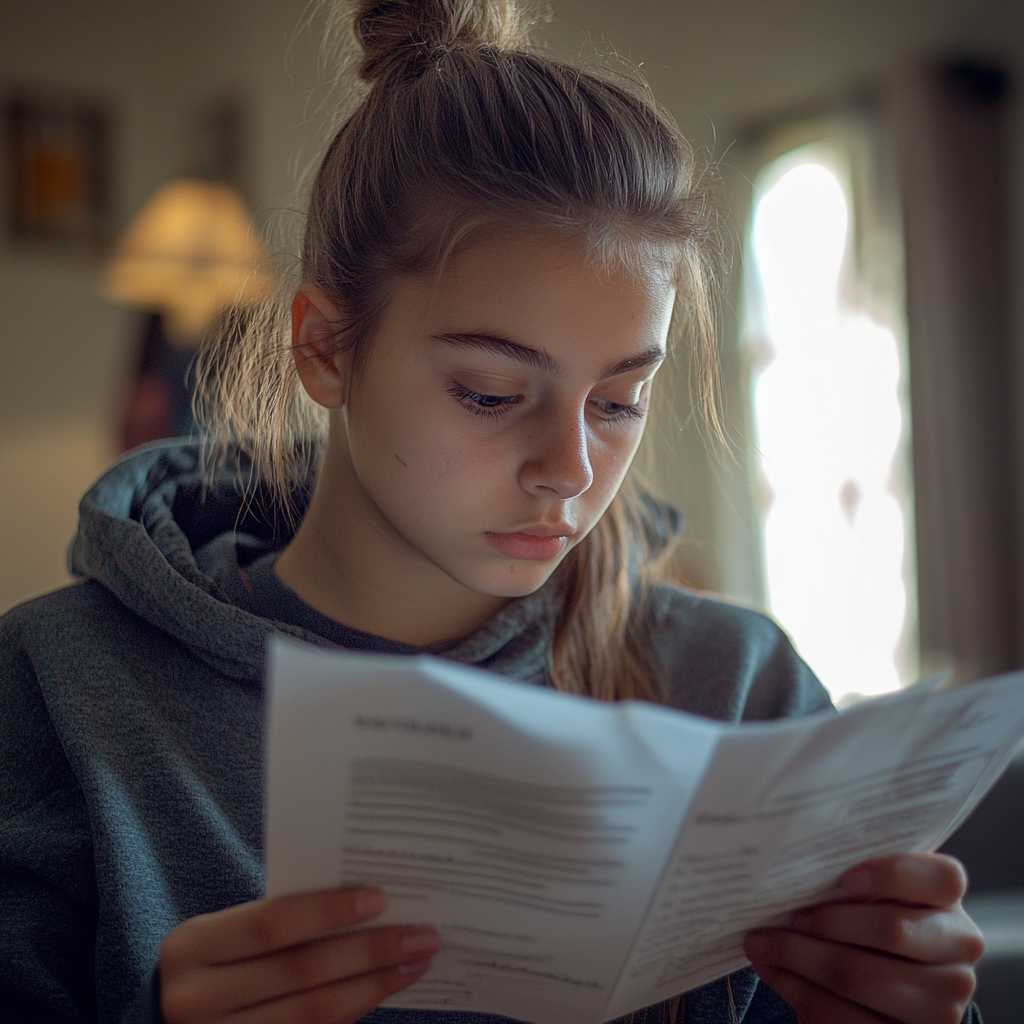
[219,957,433,1024]
[745,929,977,1024]
[748,963,892,1024]
[163,887,388,969]
[180,926,442,1015]
[789,900,985,965]
[839,853,968,908]
[750,857,984,1024]
[160,887,444,1024]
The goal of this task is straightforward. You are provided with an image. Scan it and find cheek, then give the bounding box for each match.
[587,427,644,496]
[350,391,508,507]
[347,366,646,525]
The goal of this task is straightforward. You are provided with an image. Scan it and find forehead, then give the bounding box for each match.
[405,231,677,363]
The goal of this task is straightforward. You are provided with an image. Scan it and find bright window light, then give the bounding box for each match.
[748,153,913,704]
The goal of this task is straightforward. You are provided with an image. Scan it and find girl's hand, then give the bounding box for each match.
[743,853,985,1024]
[159,887,440,1024]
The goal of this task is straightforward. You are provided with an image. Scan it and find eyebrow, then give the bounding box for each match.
[600,346,666,379]
[431,332,563,376]
[430,332,665,380]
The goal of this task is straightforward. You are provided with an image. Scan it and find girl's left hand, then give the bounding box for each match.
[743,852,985,1024]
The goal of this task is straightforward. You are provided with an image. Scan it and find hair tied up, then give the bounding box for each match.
[200,0,727,709]
[353,0,551,83]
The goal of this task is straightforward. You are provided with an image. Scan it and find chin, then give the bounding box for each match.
[488,579,553,599]
[459,561,561,600]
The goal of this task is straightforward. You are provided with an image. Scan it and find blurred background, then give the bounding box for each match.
[1,0,1022,1019]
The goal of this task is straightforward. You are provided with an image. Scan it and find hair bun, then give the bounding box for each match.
[353,0,548,83]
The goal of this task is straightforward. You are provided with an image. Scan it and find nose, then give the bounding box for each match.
[518,407,594,500]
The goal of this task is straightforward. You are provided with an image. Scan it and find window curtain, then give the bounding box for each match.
[890,61,1018,682]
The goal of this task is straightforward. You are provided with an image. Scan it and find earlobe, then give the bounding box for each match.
[291,285,349,409]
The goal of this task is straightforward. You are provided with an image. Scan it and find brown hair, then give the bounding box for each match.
[196,0,727,705]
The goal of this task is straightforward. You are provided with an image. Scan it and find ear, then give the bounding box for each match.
[291,284,349,409]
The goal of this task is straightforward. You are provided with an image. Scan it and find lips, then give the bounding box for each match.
[485,525,574,561]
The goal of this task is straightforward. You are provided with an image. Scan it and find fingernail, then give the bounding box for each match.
[401,929,442,957]
[353,889,387,919]
[841,867,872,895]
[744,933,767,958]
[398,956,434,976]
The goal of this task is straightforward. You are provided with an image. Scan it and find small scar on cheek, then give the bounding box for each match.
[394,454,408,467]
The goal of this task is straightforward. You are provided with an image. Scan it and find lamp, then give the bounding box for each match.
[104,179,272,450]
[104,178,272,342]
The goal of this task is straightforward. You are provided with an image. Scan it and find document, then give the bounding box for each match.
[265,637,1024,1024]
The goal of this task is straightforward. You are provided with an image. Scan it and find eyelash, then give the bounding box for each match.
[446,382,521,419]
[594,399,646,422]
[446,382,646,423]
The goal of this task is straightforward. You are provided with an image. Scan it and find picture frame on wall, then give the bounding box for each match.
[6,91,111,248]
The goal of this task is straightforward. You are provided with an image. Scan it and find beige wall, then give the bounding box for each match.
[0,0,317,611]
[2,0,1022,613]
[548,0,1024,601]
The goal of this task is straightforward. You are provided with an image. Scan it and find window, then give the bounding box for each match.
[744,138,916,704]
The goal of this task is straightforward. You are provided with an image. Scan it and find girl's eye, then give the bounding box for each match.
[447,381,521,418]
[591,398,645,422]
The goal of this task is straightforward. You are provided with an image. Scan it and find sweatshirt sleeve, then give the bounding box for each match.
[0,620,99,1023]
[648,588,985,1024]
[648,585,833,723]
[120,966,164,1024]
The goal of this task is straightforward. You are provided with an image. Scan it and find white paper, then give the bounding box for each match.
[605,673,1024,1014]
[266,642,719,1024]
[265,638,1024,1024]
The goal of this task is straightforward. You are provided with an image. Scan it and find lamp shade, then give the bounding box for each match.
[104,178,272,340]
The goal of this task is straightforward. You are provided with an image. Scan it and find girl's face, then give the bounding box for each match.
[332,233,675,598]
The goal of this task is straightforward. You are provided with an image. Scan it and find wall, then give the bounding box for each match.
[546,0,1024,604]
[1,0,1022,615]
[0,0,317,612]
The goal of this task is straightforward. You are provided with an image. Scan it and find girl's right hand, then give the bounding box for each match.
[159,887,440,1024]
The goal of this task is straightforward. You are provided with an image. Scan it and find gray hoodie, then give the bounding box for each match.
[1,442,969,1024]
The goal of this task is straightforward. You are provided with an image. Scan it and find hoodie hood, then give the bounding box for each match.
[70,441,683,686]
[68,442,563,683]
[3,443,836,1024]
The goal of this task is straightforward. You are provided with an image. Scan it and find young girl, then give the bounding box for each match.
[0,2,985,1022]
